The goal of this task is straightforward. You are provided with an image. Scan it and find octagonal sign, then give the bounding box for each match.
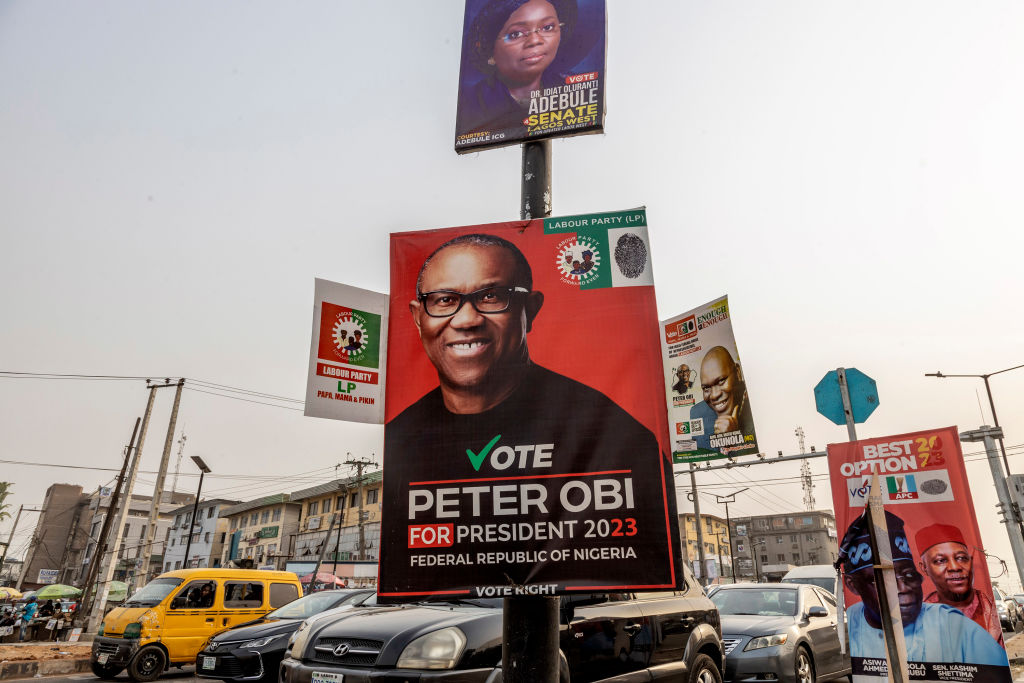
[814,368,879,426]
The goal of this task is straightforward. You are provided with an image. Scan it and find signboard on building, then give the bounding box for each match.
[304,278,389,424]
[661,296,759,463]
[257,526,279,539]
[36,568,59,584]
[454,0,607,153]
[828,426,1010,683]
[379,209,681,600]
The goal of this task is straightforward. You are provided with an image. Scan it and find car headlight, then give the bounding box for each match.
[997,603,1008,616]
[744,633,789,651]
[98,622,105,636]
[240,634,285,649]
[124,622,142,639]
[397,627,467,670]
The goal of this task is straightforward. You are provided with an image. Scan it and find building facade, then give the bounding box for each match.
[730,510,838,581]
[221,495,301,570]
[289,471,383,569]
[677,513,732,581]
[17,484,88,590]
[162,499,238,571]
[74,488,195,588]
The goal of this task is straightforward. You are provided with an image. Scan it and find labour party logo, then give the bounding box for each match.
[556,235,601,286]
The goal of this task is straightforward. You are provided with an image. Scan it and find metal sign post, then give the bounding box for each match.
[502,138,559,683]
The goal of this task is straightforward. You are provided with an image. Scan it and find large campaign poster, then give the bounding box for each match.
[455,0,606,153]
[660,296,759,463]
[828,427,1011,683]
[304,279,389,424]
[379,208,682,600]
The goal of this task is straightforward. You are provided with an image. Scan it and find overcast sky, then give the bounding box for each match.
[2,1,1023,588]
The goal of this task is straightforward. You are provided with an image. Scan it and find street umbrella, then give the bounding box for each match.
[17,590,37,603]
[0,586,21,601]
[107,581,129,602]
[35,584,82,600]
[299,571,346,591]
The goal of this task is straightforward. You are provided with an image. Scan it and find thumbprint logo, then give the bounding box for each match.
[614,233,647,279]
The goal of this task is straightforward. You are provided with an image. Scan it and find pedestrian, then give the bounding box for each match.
[19,596,37,642]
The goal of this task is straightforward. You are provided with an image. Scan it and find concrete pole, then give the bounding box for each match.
[961,426,1024,581]
[139,380,184,584]
[690,464,707,583]
[87,384,160,633]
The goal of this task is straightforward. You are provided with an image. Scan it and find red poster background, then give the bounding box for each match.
[827,426,995,618]
[384,220,669,455]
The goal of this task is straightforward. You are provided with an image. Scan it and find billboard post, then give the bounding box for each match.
[503,137,558,683]
[866,473,909,683]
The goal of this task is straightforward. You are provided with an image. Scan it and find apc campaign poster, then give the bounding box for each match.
[378,208,682,600]
[303,278,389,424]
[455,0,606,153]
[828,427,1011,683]
[660,296,759,464]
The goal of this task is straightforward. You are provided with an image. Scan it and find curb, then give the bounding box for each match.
[0,658,91,681]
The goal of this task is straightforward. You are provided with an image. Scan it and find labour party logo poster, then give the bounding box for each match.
[455,0,606,153]
[828,427,1011,683]
[304,279,389,424]
[379,208,682,600]
[661,296,760,463]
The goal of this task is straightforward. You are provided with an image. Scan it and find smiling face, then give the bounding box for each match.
[410,243,542,413]
[491,0,561,88]
[700,348,738,416]
[921,542,973,602]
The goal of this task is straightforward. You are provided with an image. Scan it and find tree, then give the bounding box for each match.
[0,482,12,522]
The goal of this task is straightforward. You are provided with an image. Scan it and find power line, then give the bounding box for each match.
[183,386,303,411]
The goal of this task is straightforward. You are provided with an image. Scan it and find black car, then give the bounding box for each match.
[280,577,723,682]
[196,588,375,682]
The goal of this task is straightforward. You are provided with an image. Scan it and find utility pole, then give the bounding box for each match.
[689,463,707,584]
[0,505,25,579]
[344,456,378,561]
[308,512,339,593]
[713,489,746,582]
[88,381,168,633]
[77,417,139,629]
[960,426,1024,581]
[140,379,184,586]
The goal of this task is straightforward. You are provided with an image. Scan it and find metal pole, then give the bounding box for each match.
[0,505,24,578]
[140,379,184,582]
[308,513,339,594]
[182,469,205,568]
[724,501,735,582]
[690,464,707,585]
[504,139,558,683]
[837,367,858,441]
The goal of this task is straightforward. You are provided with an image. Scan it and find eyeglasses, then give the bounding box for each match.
[418,286,529,318]
[500,22,564,44]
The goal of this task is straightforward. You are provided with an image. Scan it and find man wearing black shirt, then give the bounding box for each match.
[380,233,681,597]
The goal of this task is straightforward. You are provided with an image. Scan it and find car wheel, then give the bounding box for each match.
[127,645,166,682]
[690,653,723,683]
[795,647,815,683]
[91,662,125,679]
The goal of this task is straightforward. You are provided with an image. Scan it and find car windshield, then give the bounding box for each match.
[781,577,835,594]
[265,592,352,619]
[123,578,184,607]
[711,588,799,616]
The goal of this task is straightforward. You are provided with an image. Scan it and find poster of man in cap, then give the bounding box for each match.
[828,426,1011,683]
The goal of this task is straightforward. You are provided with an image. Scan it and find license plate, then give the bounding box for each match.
[311,672,343,683]
[96,654,109,665]
[202,656,217,671]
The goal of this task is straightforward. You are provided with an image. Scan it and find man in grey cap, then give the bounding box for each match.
[839,510,1007,671]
